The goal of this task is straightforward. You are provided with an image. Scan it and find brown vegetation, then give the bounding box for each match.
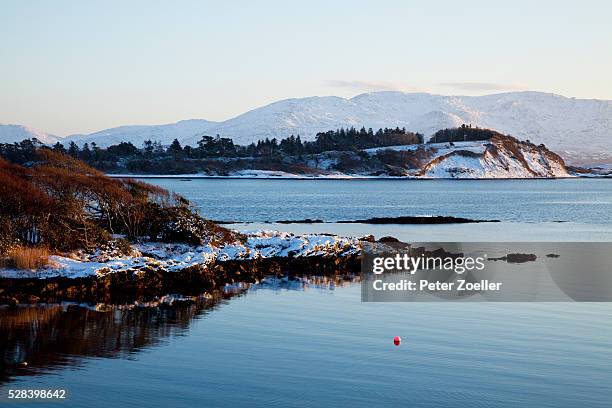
[0,151,239,259]
[1,246,50,270]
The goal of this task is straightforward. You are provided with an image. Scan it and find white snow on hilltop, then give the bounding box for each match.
[65,119,216,150]
[3,91,612,160]
[0,124,59,144]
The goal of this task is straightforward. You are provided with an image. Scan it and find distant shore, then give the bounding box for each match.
[107,173,590,180]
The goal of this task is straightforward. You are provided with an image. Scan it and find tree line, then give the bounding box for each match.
[428,124,504,143]
[0,127,424,166]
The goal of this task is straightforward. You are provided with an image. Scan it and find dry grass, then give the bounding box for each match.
[1,246,50,270]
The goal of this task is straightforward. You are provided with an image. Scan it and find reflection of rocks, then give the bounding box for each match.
[489,253,537,263]
[0,291,233,382]
[0,255,360,305]
[0,274,358,383]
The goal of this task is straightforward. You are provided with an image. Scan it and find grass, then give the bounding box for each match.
[1,246,50,270]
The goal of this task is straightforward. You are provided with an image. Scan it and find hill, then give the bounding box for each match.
[0,124,59,144]
[3,91,612,162]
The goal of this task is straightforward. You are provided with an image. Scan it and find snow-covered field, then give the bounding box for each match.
[0,231,361,279]
[364,140,487,155]
[108,171,385,179]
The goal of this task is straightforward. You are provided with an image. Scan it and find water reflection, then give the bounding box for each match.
[0,275,358,384]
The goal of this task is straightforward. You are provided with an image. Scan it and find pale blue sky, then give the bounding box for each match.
[1,0,611,135]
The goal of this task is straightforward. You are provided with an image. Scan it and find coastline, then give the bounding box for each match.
[0,254,361,305]
[0,231,362,304]
[106,173,590,180]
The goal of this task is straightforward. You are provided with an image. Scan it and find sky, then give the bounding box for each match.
[1,0,611,136]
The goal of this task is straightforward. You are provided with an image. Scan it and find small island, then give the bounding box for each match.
[1,125,587,179]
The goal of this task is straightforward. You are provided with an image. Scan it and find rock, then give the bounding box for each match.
[378,236,400,243]
[339,216,499,224]
[275,219,324,224]
[489,253,537,263]
[0,254,361,305]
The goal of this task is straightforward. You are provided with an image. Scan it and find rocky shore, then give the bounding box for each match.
[0,231,362,305]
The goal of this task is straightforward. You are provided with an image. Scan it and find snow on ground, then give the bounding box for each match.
[422,143,571,178]
[106,140,573,180]
[0,231,361,279]
[423,153,526,178]
[108,170,382,179]
[228,169,362,179]
[364,141,487,155]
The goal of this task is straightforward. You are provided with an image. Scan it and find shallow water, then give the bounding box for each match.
[1,179,612,407]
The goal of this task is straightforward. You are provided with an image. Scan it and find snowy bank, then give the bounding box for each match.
[0,231,361,280]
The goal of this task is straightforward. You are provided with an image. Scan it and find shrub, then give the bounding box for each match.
[2,246,50,270]
[1,151,233,251]
[0,216,18,255]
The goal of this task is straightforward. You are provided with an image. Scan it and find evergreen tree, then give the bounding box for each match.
[168,138,183,155]
[52,142,66,153]
[68,141,80,157]
[81,143,92,161]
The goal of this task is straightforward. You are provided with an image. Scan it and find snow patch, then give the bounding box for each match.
[0,231,361,279]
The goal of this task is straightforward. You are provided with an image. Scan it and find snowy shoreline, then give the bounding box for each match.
[107,172,583,180]
[105,139,589,179]
[0,230,361,280]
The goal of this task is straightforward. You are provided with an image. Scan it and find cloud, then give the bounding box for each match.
[324,80,425,93]
[439,82,526,92]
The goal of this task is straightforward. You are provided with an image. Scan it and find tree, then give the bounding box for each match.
[81,143,92,161]
[68,142,80,157]
[143,140,154,157]
[53,142,66,153]
[168,139,183,156]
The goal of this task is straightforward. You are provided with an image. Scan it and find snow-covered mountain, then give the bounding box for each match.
[3,91,612,161]
[66,119,216,149]
[186,91,612,159]
[0,124,59,144]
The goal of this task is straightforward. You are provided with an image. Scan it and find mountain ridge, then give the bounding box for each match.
[2,91,611,162]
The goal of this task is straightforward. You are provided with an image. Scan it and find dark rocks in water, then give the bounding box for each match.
[0,255,361,305]
[359,235,376,242]
[276,219,324,224]
[546,253,561,258]
[489,253,537,263]
[214,216,500,225]
[338,216,499,224]
[212,220,243,225]
[378,236,400,243]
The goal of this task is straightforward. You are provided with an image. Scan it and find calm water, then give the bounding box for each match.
[155,178,612,241]
[2,179,612,407]
[150,178,612,224]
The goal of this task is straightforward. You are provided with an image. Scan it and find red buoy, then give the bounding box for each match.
[393,336,401,346]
